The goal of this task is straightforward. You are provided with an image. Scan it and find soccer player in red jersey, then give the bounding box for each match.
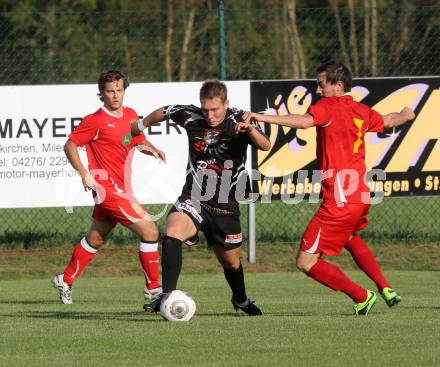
[52,70,165,304]
[244,62,415,315]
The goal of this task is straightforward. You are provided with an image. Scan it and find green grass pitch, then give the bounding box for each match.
[1,271,439,367]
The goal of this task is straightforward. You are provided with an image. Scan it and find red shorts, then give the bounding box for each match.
[300,203,370,256]
[92,195,148,227]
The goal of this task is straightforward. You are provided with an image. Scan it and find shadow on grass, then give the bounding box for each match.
[195,311,316,317]
[0,309,359,321]
[0,300,58,305]
[0,310,163,322]
[401,306,440,311]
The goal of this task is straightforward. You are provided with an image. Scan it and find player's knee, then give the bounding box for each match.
[222,259,241,271]
[165,225,184,239]
[165,227,177,238]
[296,259,308,273]
[86,236,105,248]
[296,254,316,273]
[146,225,159,241]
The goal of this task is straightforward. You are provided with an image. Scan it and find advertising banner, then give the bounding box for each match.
[250,78,440,201]
[0,81,250,208]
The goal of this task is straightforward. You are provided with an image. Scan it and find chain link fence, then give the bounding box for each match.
[1,3,439,84]
[1,2,440,247]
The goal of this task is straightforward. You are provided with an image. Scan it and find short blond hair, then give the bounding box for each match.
[199,79,227,102]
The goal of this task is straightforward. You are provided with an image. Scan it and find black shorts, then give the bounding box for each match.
[168,197,242,249]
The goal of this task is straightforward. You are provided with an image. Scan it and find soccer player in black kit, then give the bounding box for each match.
[132,80,270,316]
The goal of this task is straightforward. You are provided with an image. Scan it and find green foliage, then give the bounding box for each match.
[0,1,439,84]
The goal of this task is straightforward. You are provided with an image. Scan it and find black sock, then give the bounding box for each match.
[223,262,247,303]
[161,236,183,293]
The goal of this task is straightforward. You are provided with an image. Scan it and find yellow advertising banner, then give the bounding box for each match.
[250,78,440,200]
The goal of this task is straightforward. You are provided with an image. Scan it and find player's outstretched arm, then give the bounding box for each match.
[131,107,167,136]
[243,111,314,129]
[235,121,271,151]
[383,107,415,128]
[64,139,97,191]
[137,139,166,164]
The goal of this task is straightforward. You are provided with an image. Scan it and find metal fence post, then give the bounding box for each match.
[218,0,226,80]
[248,201,256,263]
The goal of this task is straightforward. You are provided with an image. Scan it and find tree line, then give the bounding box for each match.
[0,0,438,85]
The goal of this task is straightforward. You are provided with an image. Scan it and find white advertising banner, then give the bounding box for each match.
[0,81,250,208]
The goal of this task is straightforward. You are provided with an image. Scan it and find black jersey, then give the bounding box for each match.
[166,104,262,210]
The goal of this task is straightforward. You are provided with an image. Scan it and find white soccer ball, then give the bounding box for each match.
[160,290,196,322]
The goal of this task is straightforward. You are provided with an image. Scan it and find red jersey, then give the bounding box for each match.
[308,95,384,205]
[69,106,144,200]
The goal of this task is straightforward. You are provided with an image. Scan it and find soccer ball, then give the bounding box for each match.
[160,290,196,322]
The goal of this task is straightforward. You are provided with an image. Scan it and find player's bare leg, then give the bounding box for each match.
[297,250,376,315]
[52,219,113,304]
[128,219,161,298]
[296,250,319,272]
[86,219,114,248]
[213,245,262,316]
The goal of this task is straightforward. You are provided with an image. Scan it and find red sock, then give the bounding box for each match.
[139,241,160,290]
[345,235,391,292]
[63,237,97,285]
[307,258,367,303]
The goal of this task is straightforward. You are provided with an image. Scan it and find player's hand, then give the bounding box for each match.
[82,172,97,191]
[401,107,415,121]
[243,111,263,124]
[235,121,252,134]
[156,150,167,164]
[139,145,167,164]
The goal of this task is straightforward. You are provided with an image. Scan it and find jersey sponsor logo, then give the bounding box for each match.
[177,199,203,223]
[203,129,221,145]
[107,122,116,128]
[206,142,229,155]
[194,140,206,153]
[131,202,144,215]
[194,129,230,155]
[196,159,216,170]
[225,233,242,244]
[122,133,131,146]
[196,159,223,173]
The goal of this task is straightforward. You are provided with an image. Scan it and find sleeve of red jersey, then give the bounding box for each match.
[308,100,332,126]
[367,107,384,133]
[133,133,146,145]
[68,116,98,147]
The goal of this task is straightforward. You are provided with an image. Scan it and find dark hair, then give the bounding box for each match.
[316,62,352,92]
[98,70,129,100]
[199,79,228,102]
